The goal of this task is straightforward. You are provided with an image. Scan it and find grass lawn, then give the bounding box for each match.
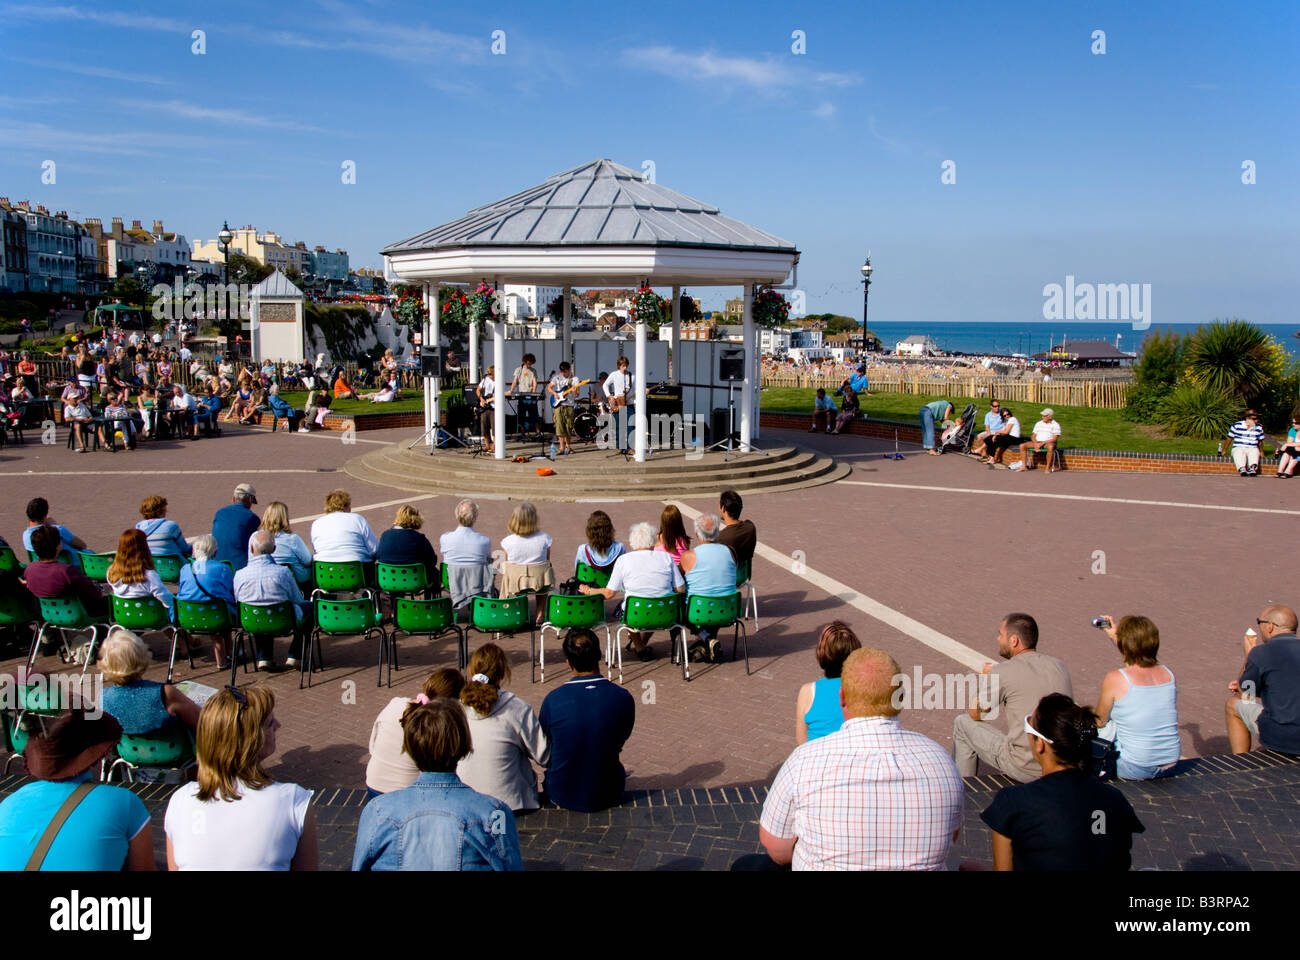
[279,391,425,415]
[760,387,1276,456]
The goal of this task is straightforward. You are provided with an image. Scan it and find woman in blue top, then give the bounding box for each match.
[0,709,154,870]
[253,502,314,587]
[99,627,200,735]
[135,495,192,558]
[1275,416,1299,478]
[178,534,238,668]
[794,621,862,744]
[1094,615,1180,780]
[573,510,625,576]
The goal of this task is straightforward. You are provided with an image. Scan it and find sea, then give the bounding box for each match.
[865,322,1300,360]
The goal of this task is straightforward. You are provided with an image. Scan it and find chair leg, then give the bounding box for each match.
[530,628,537,684]
[27,623,46,674]
[679,625,690,682]
[377,626,385,688]
[457,626,467,670]
[538,624,553,684]
[749,585,759,632]
[165,627,180,684]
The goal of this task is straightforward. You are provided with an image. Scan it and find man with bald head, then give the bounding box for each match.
[1228,604,1300,754]
[743,647,964,870]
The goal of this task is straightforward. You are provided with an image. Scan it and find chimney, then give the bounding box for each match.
[131,219,142,230]
[152,219,163,234]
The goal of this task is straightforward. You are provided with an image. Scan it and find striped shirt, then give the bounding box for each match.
[760,715,964,871]
[1228,420,1264,448]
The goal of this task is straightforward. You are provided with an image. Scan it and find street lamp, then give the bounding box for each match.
[217,221,233,286]
[859,254,873,356]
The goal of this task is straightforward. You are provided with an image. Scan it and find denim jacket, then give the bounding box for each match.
[352,772,523,871]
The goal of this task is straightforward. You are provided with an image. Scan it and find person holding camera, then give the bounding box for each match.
[1092,615,1180,780]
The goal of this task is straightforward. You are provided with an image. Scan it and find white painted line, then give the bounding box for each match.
[667,500,985,671]
[838,480,1300,517]
[288,494,438,525]
[576,498,626,503]
[1,469,333,477]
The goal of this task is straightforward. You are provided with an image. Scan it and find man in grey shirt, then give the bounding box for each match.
[952,612,1072,782]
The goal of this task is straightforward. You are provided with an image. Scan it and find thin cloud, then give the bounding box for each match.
[0,121,226,156]
[868,115,910,154]
[813,102,837,119]
[3,55,170,85]
[2,4,188,31]
[118,99,329,134]
[627,45,859,89]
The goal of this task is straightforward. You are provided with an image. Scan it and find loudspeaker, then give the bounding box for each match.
[420,347,443,378]
[719,349,744,382]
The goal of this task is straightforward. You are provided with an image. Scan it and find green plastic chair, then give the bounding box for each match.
[104,725,196,783]
[111,595,189,683]
[80,551,116,582]
[735,558,759,631]
[618,594,688,680]
[236,601,298,678]
[2,712,30,774]
[376,562,430,600]
[440,562,449,593]
[539,593,612,683]
[469,595,536,682]
[176,599,237,686]
[575,561,613,589]
[309,596,387,689]
[4,680,74,774]
[313,560,370,596]
[685,592,750,675]
[0,545,24,574]
[392,596,466,675]
[152,554,188,584]
[27,549,72,567]
[0,588,38,634]
[32,595,109,678]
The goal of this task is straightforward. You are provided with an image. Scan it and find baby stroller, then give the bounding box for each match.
[938,403,976,454]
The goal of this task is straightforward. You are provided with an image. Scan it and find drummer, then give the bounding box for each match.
[508,352,539,436]
[588,372,608,411]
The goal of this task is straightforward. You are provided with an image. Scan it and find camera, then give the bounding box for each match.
[1091,616,1112,629]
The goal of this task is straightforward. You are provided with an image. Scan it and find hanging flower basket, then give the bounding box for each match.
[467,282,499,325]
[631,286,666,325]
[441,290,470,327]
[753,288,790,329]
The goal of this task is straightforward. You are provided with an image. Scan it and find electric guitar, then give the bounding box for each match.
[548,379,592,409]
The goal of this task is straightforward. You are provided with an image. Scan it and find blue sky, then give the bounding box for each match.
[2,0,1296,325]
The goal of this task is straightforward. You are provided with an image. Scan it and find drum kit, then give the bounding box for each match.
[572,397,600,442]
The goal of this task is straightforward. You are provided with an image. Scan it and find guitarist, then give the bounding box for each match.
[546,361,579,456]
[603,356,635,453]
[475,365,496,447]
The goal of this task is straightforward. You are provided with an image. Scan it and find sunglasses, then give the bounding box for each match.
[1023,714,1053,745]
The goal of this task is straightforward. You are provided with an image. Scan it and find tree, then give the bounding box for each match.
[1184,319,1275,404]
[284,266,302,284]
[1123,329,1186,423]
[107,275,146,306]
[225,253,273,286]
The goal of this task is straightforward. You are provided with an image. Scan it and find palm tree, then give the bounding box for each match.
[1183,319,1275,403]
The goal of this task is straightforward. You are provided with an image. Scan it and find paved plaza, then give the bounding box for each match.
[2,421,1297,868]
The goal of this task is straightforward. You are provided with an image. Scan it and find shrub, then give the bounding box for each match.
[1184,319,1275,403]
[1160,383,1243,440]
[1122,329,1185,424]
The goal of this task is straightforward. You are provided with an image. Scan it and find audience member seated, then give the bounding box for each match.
[0,710,154,871]
[224,376,256,423]
[981,407,1024,465]
[197,382,222,435]
[137,387,159,438]
[952,612,1073,782]
[499,501,553,622]
[99,627,200,734]
[254,501,314,587]
[333,369,357,402]
[717,489,757,570]
[971,400,1003,457]
[21,523,109,618]
[164,686,317,870]
[135,494,192,559]
[439,499,495,609]
[352,698,521,871]
[211,482,260,572]
[1093,615,1181,780]
[106,529,175,617]
[1227,604,1300,754]
[579,522,684,661]
[233,531,310,673]
[177,534,238,668]
[1227,408,1265,477]
[264,384,302,430]
[811,388,836,433]
[539,628,635,812]
[981,694,1145,870]
[362,378,398,403]
[310,489,378,564]
[364,668,465,798]
[573,510,625,577]
[300,389,331,433]
[830,383,858,435]
[64,393,95,452]
[99,393,136,449]
[455,644,550,814]
[1275,414,1300,479]
[168,384,199,440]
[680,513,737,657]
[737,647,964,870]
[654,504,690,567]
[1018,408,1062,473]
[376,504,438,579]
[794,621,862,745]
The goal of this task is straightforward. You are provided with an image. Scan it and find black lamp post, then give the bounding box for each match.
[859,254,873,356]
[217,221,233,286]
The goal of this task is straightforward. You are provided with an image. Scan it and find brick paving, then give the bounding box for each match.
[2,420,1298,867]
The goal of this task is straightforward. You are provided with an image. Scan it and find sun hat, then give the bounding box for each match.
[23,709,123,781]
[1040,408,1054,417]
[233,482,258,502]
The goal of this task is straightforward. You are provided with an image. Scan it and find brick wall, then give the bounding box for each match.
[317,411,425,432]
[760,412,1279,477]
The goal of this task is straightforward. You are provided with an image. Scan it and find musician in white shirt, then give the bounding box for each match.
[547,362,578,456]
[475,366,496,445]
[603,356,635,452]
[508,353,540,436]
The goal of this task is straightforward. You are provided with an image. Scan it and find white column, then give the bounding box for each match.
[740,282,754,451]
[562,287,572,369]
[469,312,479,384]
[671,285,681,383]
[429,282,441,448]
[493,277,506,460]
[422,282,432,447]
[634,315,648,462]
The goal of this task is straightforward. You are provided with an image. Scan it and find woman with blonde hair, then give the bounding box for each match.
[364,667,465,797]
[456,644,549,813]
[163,686,317,870]
[99,627,200,734]
[225,375,257,423]
[253,500,314,586]
[106,529,174,617]
[376,504,438,581]
[499,502,553,622]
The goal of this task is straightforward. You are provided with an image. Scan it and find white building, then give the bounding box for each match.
[760,328,793,354]
[788,347,831,364]
[894,334,941,357]
[502,284,564,320]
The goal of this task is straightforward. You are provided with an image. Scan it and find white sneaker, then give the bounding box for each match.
[285,657,300,668]
[297,427,309,433]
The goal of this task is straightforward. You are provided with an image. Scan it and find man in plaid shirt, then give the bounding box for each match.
[753,647,964,870]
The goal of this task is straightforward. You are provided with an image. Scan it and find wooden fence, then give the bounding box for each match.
[761,370,1130,409]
